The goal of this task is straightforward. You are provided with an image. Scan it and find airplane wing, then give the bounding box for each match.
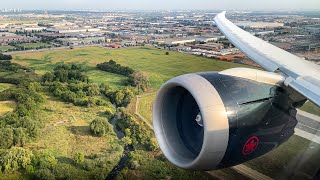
[214,11,320,107]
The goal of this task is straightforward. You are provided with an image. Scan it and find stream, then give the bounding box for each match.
[106,116,134,180]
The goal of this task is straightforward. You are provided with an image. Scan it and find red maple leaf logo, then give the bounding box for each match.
[242,136,259,155]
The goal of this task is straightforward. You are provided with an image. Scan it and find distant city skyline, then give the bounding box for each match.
[0,0,320,11]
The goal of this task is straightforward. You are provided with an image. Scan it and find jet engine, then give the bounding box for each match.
[153,68,299,170]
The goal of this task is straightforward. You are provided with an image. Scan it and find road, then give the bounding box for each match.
[295,110,320,144]
[296,110,320,135]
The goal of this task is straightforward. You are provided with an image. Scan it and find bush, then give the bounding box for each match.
[32,151,58,170]
[35,168,55,180]
[0,147,33,173]
[107,87,136,107]
[90,118,112,137]
[0,128,14,149]
[0,53,12,60]
[105,107,115,119]
[115,110,156,150]
[126,71,150,92]
[73,151,85,165]
[42,64,88,83]
[97,60,134,76]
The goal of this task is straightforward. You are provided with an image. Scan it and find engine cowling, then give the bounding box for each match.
[153,68,298,170]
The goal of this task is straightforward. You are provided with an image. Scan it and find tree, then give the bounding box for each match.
[85,83,100,96]
[35,168,55,180]
[32,151,57,170]
[73,151,85,165]
[127,71,150,92]
[105,107,115,119]
[99,83,112,96]
[114,91,125,106]
[147,137,159,151]
[97,60,134,76]
[0,53,12,60]
[13,128,27,147]
[122,136,132,146]
[42,73,54,82]
[0,147,33,173]
[0,128,14,149]
[90,118,112,137]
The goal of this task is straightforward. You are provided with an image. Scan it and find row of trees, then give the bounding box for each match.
[0,61,44,150]
[42,64,88,83]
[0,147,80,179]
[97,60,134,76]
[0,82,44,149]
[43,64,138,108]
[0,53,12,60]
[97,60,150,93]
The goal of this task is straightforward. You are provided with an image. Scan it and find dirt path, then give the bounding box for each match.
[135,94,154,130]
[53,114,77,126]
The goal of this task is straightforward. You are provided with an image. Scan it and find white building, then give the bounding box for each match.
[195,36,218,43]
[164,38,196,46]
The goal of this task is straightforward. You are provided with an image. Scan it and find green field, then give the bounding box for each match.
[5,95,122,179]
[11,46,320,179]
[86,69,128,89]
[0,83,15,92]
[15,42,52,49]
[0,101,15,116]
[13,46,250,89]
[0,45,15,52]
[301,101,320,116]
[138,93,156,124]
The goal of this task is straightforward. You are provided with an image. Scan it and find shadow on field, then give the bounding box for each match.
[57,156,74,166]
[68,126,91,136]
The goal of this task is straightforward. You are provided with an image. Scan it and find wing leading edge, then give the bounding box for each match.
[214,11,320,107]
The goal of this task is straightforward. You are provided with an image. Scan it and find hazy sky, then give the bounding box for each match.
[1,0,320,11]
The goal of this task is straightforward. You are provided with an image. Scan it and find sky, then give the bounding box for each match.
[1,0,320,11]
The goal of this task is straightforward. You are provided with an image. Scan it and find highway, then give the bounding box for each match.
[296,110,320,135]
[295,110,320,144]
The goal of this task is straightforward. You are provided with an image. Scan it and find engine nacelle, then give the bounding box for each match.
[153,68,298,170]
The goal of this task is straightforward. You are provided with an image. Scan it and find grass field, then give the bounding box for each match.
[0,45,15,52]
[0,19,54,25]
[15,42,52,49]
[0,101,16,117]
[0,83,15,92]
[138,93,156,124]
[21,95,123,179]
[301,101,320,116]
[12,46,250,89]
[86,69,128,88]
[11,46,320,178]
